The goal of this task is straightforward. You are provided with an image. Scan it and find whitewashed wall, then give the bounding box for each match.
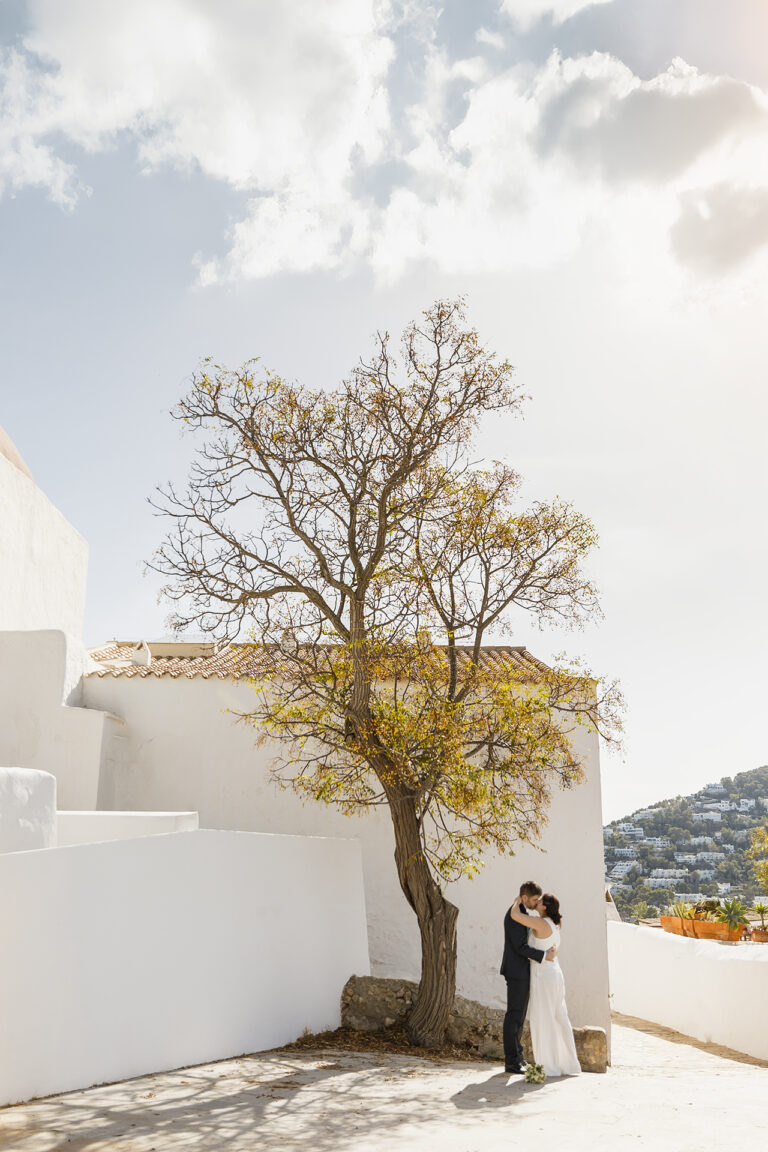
[57,809,199,845]
[0,768,56,852]
[83,674,609,1034]
[0,829,369,1106]
[0,452,88,640]
[0,631,117,809]
[608,922,768,1060]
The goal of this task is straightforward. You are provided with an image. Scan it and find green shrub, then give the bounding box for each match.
[716,899,749,931]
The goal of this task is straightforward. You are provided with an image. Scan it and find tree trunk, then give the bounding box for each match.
[387,790,459,1048]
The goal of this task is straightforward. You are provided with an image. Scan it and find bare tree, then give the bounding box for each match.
[152,298,621,1047]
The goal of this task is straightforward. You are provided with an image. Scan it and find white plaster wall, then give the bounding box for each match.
[83,674,609,1034]
[0,453,88,640]
[0,768,56,852]
[0,828,369,1106]
[56,810,199,846]
[608,922,768,1061]
[0,631,117,809]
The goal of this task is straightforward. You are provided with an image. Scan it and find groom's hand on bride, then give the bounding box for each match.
[545,947,557,962]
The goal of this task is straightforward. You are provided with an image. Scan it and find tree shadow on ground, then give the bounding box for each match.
[0,1050,528,1152]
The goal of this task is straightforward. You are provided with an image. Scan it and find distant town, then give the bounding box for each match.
[604,765,768,922]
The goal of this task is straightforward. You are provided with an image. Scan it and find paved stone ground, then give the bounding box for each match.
[1,1016,765,1152]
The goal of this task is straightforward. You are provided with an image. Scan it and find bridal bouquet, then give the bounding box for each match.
[524,1062,546,1084]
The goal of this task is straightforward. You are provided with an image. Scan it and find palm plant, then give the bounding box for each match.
[716,898,749,932]
[753,901,768,930]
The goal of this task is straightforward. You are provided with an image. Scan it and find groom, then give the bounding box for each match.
[500,880,555,1074]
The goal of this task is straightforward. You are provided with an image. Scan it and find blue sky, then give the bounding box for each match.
[2,0,768,819]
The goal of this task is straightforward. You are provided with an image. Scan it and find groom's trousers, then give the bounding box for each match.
[503,977,530,1068]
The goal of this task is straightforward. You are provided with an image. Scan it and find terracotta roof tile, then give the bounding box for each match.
[86,641,552,680]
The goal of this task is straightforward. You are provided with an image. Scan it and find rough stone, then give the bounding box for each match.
[341,975,607,1072]
[341,976,416,1032]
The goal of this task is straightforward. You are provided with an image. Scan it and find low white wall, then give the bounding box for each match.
[57,810,199,846]
[0,829,369,1106]
[608,921,768,1061]
[0,768,56,852]
[84,674,610,1035]
[0,631,115,809]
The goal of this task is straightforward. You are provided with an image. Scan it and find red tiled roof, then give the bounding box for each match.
[86,641,552,680]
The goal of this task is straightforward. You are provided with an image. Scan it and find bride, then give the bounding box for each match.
[508,893,581,1077]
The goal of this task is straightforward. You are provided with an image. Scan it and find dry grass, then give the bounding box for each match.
[273,1020,496,1066]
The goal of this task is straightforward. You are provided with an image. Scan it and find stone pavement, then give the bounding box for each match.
[1,1016,765,1152]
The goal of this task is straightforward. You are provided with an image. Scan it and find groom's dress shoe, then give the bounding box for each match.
[505,1064,526,1074]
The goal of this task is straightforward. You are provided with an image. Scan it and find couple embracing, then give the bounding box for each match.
[500,880,581,1078]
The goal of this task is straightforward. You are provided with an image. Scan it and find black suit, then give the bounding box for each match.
[500,902,544,1069]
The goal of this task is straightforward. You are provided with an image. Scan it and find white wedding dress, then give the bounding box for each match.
[527,917,581,1077]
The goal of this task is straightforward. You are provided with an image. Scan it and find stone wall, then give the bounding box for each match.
[341,975,607,1072]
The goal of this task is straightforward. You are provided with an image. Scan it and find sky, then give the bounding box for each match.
[1,0,767,822]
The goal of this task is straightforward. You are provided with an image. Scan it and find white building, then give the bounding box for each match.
[674,854,698,864]
[647,878,678,889]
[703,782,727,795]
[717,883,732,895]
[738,798,756,811]
[615,823,644,839]
[643,837,670,848]
[690,836,715,846]
[650,869,688,879]
[702,800,735,812]
[0,426,610,1036]
[614,847,638,859]
[610,862,637,878]
[696,869,715,881]
[693,812,722,823]
[696,852,725,863]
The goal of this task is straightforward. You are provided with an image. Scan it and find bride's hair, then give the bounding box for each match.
[542,894,562,925]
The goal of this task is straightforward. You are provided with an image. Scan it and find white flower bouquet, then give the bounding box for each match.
[524,1062,546,1084]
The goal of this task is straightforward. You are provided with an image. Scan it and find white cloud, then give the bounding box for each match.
[536,56,764,183]
[499,0,614,33]
[671,183,768,274]
[363,50,768,281]
[3,3,768,284]
[476,27,505,50]
[2,0,392,198]
[0,47,81,205]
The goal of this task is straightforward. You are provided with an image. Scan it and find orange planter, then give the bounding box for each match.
[660,916,684,935]
[659,916,743,941]
[691,920,743,942]
[752,928,768,942]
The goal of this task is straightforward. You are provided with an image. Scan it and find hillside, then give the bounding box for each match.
[604,765,768,923]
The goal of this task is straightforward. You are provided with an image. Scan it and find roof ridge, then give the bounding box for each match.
[85,640,550,680]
